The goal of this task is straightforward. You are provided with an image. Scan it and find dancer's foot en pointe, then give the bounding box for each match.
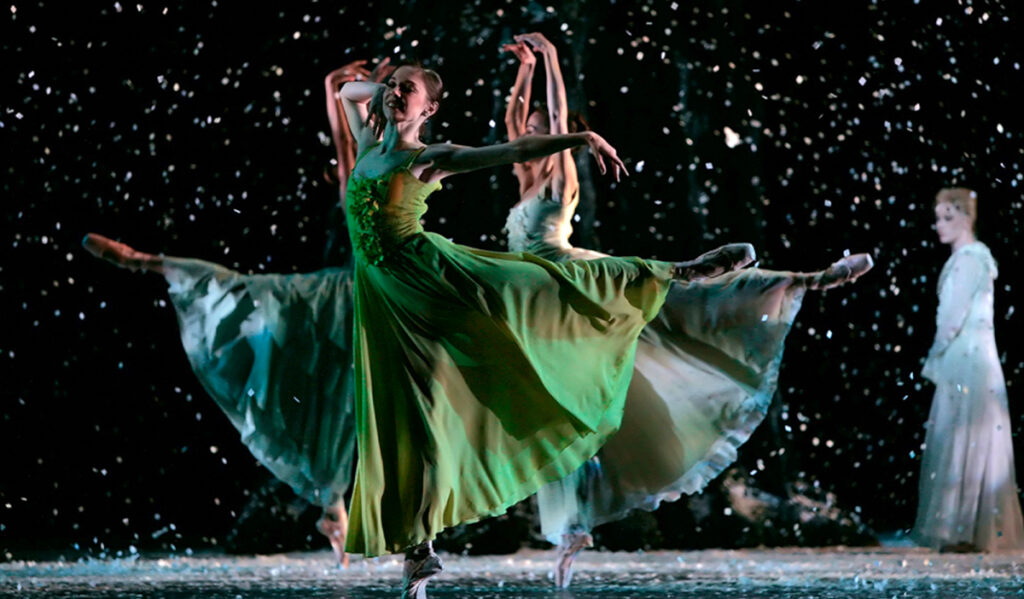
[316,502,350,567]
[673,242,756,281]
[804,253,874,290]
[401,541,443,599]
[553,532,593,589]
[82,233,165,274]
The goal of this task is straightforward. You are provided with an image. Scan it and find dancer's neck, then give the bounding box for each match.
[950,233,976,253]
[382,122,424,153]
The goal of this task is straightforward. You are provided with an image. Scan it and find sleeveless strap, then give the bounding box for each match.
[354,142,427,174]
[402,146,429,169]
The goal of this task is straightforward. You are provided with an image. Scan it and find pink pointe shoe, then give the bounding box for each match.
[82,233,162,273]
[553,532,593,589]
[316,513,350,568]
[401,542,443,599]
[673,242,756,281]
[808,253,874,289]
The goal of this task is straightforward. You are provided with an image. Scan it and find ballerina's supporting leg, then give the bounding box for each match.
[82,233,166,274]
[316,500,350,568]
[401,541,443,599]
[553,531,593,589]
[672,242,756,281]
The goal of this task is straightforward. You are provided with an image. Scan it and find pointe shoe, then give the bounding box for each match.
[316,516,350,568]
[401,542,443,599]
[673,242,756,281]
[809,253,874,290]
[82,233,158,273]
[553,532,593,589]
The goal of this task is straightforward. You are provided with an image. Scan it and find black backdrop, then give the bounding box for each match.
[3,0,1022,559]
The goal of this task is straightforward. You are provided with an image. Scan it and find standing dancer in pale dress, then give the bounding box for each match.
[912,187,1024,552]
[502,32,876,587]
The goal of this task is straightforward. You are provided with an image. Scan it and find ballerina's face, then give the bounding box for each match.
[934,201,972,245]
[524,111,549,136]
[384,66,437,125]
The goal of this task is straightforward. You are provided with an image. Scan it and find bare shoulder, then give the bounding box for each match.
[411,143,463,183]
[419,143,460,163]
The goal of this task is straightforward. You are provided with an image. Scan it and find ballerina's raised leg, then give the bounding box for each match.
[672,242,756,281]
[803,253,874,289]
[84,231,359,568]
[83,233,165,274]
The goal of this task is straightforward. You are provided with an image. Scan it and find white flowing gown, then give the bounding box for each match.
[913,241,1024,551]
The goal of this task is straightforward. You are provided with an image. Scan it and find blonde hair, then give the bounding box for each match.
[935,187,977,230]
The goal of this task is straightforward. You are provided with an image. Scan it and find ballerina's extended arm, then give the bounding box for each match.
[424,131,626,182]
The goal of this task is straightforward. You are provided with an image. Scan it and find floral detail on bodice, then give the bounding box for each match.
[344,146,440,267]
[346,174,394,266]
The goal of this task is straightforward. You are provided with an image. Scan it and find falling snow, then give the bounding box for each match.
[3,0,1023,573]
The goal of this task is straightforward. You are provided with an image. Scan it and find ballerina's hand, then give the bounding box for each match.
[365,84,387,130]
[368,57,395,83]
[585,132,629,182]
[514,32,554,55]
[501,41,536,67]
[328,60,372,83]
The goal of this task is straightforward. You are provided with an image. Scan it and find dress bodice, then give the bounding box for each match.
[504,193,574,256]
[345,147,441,266]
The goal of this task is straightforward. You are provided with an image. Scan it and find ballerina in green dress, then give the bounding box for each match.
[502,32,874,587]
[336,64,770,598]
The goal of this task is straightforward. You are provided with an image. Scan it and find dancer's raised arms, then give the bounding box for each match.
[340,65,627,182]
[501,40,536,141]
[514,32,579,205]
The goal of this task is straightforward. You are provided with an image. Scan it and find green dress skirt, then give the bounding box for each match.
[342,148,676,556]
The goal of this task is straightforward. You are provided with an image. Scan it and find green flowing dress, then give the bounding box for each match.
[342,147,675,556]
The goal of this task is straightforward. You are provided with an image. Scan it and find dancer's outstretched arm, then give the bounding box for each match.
[423,131,626,181]
[501,41,535,141]
[517,32,579,205]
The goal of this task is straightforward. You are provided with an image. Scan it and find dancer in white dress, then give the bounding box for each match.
[502,32,875,586]
[912,187,1024,552]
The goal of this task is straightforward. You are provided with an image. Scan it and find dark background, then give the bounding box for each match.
[3,0,1022,559]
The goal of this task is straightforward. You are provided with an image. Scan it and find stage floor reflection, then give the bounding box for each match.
[4,546,1023,598]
